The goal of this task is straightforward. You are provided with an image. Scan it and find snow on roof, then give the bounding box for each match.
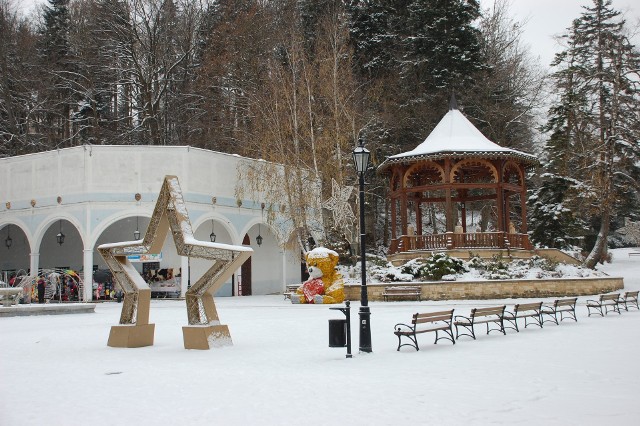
[378,108,537,171]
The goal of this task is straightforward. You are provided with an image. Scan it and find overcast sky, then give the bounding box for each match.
[479,0,640,67]
[16,0,640,69]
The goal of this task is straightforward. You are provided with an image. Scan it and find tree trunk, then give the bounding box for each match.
[584,210,610,268]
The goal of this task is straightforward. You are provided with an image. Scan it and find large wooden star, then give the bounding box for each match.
[98,175,252,349]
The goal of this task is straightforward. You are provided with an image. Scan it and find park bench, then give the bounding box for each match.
[541,297,578,325]
[393,309,455,351]
[586,293,621,317]
[284,284,300,300]
[628,251,640,257]
[454,305,506,340]
[0,287,23,307]
[503,302,543,332]
[618,291,639,311]
[382,286,421,302]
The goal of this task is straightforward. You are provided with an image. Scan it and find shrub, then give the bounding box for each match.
[420,252,467,280]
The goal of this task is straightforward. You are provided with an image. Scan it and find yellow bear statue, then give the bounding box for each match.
[291,247,345,304]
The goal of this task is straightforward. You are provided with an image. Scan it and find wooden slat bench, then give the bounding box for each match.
[284,284,300,300]
[393,309,455,351]
[454,305,506,340]
[541,297,578,325]
[618,291,639,311]
[383,286,421,302]
[586,293,621,316]
[503,302,543,332]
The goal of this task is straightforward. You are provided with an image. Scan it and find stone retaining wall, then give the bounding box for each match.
[344,277,624,301]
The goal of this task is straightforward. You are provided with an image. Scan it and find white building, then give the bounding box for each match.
[0,145,310,300]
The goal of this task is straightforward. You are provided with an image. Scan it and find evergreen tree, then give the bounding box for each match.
[400,0,482,93]
[0,1,41,155]
[344,0,398,79]
[538,0,640,266]
[38,0,74,146]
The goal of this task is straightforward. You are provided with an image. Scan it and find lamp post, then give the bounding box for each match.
[5,225,12,249]
[56,220,65,246]
[210,219,216,242]
[352,137,372,353]
[134,216,141,240]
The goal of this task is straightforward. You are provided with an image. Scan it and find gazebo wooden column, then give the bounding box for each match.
[520,187,528,233]
[400,193,408,237]
[444,159,453,232]
[390,192,397,240]
[495,160,505,232]
[460,189,468,233]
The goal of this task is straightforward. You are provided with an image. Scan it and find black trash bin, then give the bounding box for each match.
[328,318,347,347]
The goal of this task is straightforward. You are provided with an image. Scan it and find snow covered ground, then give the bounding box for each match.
[1,248,639,426]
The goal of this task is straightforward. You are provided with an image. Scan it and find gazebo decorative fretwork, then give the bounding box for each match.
[378,102,538,255]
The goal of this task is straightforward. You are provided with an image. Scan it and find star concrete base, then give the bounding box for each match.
[182,324,233,350]
[107,324,155,348]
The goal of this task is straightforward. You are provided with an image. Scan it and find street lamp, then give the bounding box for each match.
[352,137,372,353]
[256,203,265,247]
[134,216,141,240]
[256,224,263,247]
[56,220,65,246]
[210,219,216,242]
[5,225,12,249]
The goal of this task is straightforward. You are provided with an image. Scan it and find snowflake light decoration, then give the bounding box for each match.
[323,178,355,232]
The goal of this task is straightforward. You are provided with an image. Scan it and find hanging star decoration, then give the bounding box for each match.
[323,178,355,230]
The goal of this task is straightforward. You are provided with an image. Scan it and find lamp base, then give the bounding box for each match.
[358,306,372,353]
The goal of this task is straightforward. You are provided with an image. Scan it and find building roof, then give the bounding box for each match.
[378,108,538,172]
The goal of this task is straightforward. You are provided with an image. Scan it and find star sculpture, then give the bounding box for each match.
[98,175,252,349]
[323,178,356,232]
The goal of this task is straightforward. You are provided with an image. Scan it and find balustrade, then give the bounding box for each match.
[389,232,532,254]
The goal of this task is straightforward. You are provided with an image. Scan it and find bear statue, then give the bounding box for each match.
[291,247,345,304]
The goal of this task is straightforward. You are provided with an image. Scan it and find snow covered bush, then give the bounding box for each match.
[419,252,467,280]
[366,255,414,282]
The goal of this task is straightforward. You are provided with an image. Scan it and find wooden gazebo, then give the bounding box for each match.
[378,103,538,255]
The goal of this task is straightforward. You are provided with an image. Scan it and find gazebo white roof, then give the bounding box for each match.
[378,107,538,171]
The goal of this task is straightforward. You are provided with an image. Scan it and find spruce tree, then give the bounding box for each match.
[39,0,73,146]
[537,0,640,266]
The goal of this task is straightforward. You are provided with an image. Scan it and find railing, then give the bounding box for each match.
[389,232,532,255]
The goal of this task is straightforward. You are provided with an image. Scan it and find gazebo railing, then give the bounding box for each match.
[389,232,532,255]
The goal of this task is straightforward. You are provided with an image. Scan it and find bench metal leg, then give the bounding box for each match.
[541,310,559,325]
[395,331,419,351]
[486,320,506,335]
[524,314,543,329]
[559,309,577,322]
[504,317,519,332]
[454,323,476,340]
[604,303,621,315]
[587,305,603,317]
[434,326,455,345]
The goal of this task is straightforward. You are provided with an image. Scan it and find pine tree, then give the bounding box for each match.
[38,0,74,146]
[539,0,640,266]
[400,0,482,93]
[0,1,41,155]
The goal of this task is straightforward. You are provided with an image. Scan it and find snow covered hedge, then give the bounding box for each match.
[343,252,605,284]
